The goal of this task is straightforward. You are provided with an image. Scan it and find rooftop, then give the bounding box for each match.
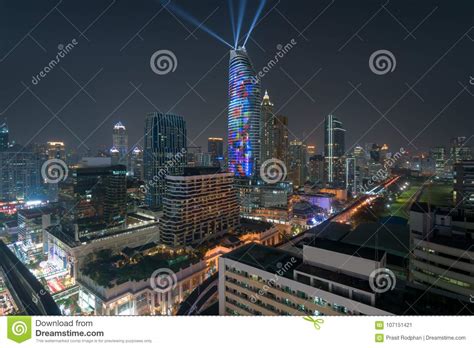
[47,218,158,248]
[295,263,373,293]
[18,205,62,220]
[223,243,302,277]
[342,222,410,258]
[304,238,386,262]
[82,248,200,288]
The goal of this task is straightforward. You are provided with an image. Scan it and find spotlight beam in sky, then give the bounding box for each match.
[243,0,266,47]
[165,1,233,49]
[235,0,247,47]
[228,0,237,47]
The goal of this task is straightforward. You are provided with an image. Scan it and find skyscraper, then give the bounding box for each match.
[71,165,127,227]
[130,146,144,180]
[143,113,187,209]
[289,140,307,187]
[260,90,274,163]
[47,141,66,160]
[274,115,289,166]
[324,114,346,185]
[112,122,128,166]
[0,121,8,151]
[450,137,472,163]
[208,137,224,167]
[228,47,261,177]
[260,91,289,166]
[0,145,42,201]
[430,146,447,178]
[308,154,325,184]
[453,160,474,210]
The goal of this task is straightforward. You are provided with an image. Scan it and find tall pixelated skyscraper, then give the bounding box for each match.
[227,47,261,177]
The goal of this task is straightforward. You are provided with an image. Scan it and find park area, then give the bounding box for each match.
[384,178,453,220]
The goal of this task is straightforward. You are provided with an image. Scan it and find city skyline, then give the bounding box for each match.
[0,0,472,157]
[0,0,473,325]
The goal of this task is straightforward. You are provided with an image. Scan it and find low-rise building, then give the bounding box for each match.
[219,241,393,316]
[409,203,473,302]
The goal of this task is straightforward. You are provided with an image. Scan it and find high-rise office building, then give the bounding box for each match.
[45,141,66,202]
[112,122,129,166]
[289,140,307,187]
[228,47,261,177]
[345,157,359,196]
[0,121,8,151]
[260,91,289,166]
[306,145,316,160]
[144,113,187,209]
[324,114,345,185]
[160,168,239,247]
[0,145,42,201]
[308,155,325,184]
[208,137,224,167]
[71,165,127,226]
[130,146,144,180]
[274,115,289,166]
[453,161,474,210]
[260,90,275,163]
[110,146,120,165]
[47,141,66,160]
[450,137,472,163]
[430,146,447,178]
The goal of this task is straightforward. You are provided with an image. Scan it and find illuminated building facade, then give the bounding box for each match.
[47,141,66,160]
[160,169,239,247]
[143,113,187,209]
[0,121,9,151]
[324,114,345,186]
[260,91,289,167]
[289,140,307,187]
[228,48,261,177]
[208,137,224,167]
[112,122,129,166]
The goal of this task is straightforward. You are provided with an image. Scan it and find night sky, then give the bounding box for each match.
[1,0,472,156]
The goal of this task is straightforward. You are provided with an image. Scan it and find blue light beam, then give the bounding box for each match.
[235,0,247,47]
[243,0,266,47]
[165,1,234,49]
[228,0,237,48]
